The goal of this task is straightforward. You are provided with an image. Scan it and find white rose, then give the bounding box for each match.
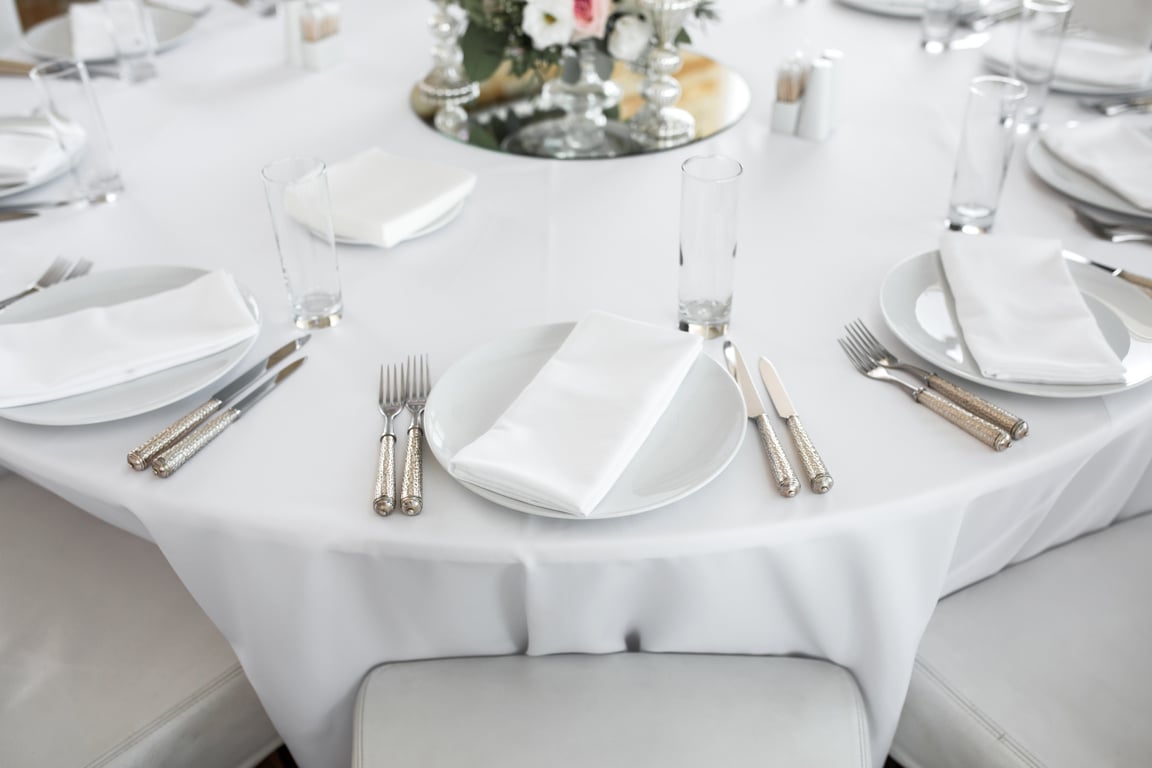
[521,0,575,50]
[607,15,653,62]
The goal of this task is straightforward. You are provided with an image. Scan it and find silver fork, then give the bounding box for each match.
[1073,207,1152,246]
[400,355,430,516]
[373,364,405,516]
[845,320,1029,439]
[65,258,93,280]
[0,256,74,310]
[839,336,1012,451]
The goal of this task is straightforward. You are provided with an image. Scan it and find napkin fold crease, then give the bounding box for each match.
[1042,121,1152,211]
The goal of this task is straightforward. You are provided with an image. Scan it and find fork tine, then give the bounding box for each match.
[853,320,888,357]
[421,354,430,397]
[377,365,384,408]
[838,338,868,374]
[38,256,71,287]
[65,258,92,280]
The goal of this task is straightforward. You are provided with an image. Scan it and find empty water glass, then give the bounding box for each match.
[100,0,158,83]
[922,0,961,53]
[678,155,742,339]
[1010,0,1073,131]
[946,76,1028,233]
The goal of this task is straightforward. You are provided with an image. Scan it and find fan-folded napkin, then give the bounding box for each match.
[69,3,117,61]
[986,26,1152,87]
[288,147,476,248]
[0,270,258,408]
[1042,121,1152,211]
[0,131,64,185]
[939,233,1125,384]
[449,312,703,517]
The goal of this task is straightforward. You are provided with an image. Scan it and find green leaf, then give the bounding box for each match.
[675,29,691,46]
[460,23,507,82]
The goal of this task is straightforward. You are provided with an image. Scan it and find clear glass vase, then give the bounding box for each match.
[417,0,479,139]
[630,0,700,149]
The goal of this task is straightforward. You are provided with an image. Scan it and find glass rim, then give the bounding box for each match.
[30,59,90,82]
[1021,0,1074,12]
[681,154,743,183]
[261,156,327,185]
[968,75,1028,101]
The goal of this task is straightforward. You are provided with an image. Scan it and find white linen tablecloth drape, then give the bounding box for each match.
[2,2,1151,768]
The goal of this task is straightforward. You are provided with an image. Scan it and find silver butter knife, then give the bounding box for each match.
[759,357,833,494]
[128,335,310,470]
[152,357,306,477]
[723,341,799,498]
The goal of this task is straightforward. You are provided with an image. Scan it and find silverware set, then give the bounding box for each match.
[0,256,92,310]
[838,320,1025,451]
[373,355,431,516]
[128,336,310,476]
[1073,205,1152,246]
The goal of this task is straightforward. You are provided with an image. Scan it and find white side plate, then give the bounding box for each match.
[1026,135,1152,221]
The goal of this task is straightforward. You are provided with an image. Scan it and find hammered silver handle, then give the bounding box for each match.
[915,388,1011,451]
[373,433,396,516]
[152,408,240,477]
[128,399,223,470]
[785,415,833,494]
[400,424,423,515]
[753,414,800,497]
[926,374,1028,440]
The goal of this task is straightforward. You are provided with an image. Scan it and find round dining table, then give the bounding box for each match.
[3,2,1151,767]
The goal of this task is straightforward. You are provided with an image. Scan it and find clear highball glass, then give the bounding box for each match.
[678,155,742,338]
[1010,0,1073,132]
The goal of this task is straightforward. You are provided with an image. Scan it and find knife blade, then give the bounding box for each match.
[128,335,310,470]
[152,357,306,477]
[759,357,833,494]
[722,341,799,498]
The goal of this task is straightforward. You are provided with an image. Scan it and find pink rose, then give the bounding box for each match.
[571,0,610,41]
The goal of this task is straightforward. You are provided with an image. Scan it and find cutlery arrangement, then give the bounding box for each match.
[759,357,833,494]
[1082,95,1152,117]
[0,192,119,222]
[126,336,310,476]
[1072,206,1152,247]
[838,321,1018,451]
[372,355,431,516]
[0,256,92,310]
[1063,249,1152,294]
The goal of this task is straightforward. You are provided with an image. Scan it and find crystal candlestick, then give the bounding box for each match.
[418,0,479,139]
[630,0,700,149]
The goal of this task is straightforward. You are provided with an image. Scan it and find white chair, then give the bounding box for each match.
[353,652,872,768]
[0,472,283,768]
[891,512,1152,768]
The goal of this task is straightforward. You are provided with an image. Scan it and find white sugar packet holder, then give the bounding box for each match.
[0,270,258,407]
[939,233,1125,385]
[450,311,702,517]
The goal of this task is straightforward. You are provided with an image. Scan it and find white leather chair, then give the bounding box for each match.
[353,652,872,768]
[891,512,1152,768]
[0,471,282,768]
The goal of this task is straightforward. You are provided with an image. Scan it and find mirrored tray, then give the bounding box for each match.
[410,50,751,160]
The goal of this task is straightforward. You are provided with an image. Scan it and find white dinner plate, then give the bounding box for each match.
[983,29,1152,96]
[332,200,466,247]
[23,7,196,62]
[0,266,261,425]
[1025,134,1152,221]
[0,116,83,201]
[880,250,1152,398]
[424,322,746,519]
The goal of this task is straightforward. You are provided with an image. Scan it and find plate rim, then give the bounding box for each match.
[1025,135,1152,221]
[22,6,196,62]
[879,248,1152,398]
[0,265,261,425]
[424,321,746,520]
[0,117,82,200]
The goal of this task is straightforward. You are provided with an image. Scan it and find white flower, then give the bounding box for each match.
[607,14,653,62]
[521,0,575,50]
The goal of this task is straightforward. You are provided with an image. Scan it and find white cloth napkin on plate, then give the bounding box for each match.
[69,3,117,61]
[450,312,703,517]
[1042,121,1152,211]
[0,270,258,408]
[939,232,1125,385]
[0,131,65,185]
[288,147,476,248]
[985,26,1152,87]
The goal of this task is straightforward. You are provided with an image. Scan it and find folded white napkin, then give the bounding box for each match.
[0,131,65,185]
[69,3,117,61]
[985,25,1152,87]
[1042,121,1152,211]
[0,270,258,408]
[450,312,702,516]
[939,232,1125,385]
[288,148,476,248]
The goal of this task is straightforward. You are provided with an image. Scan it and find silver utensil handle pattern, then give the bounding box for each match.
[152,409,240,477]
[786,416,833,494]
[128,399,222,470]
[753,414,800,497]
[925,375,1028,440]
[915,389,1011,451]
[400,426,423,515]
[373,433,396,516]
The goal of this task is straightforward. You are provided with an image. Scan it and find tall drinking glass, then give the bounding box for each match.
[100,0,158,83]
[921,0,961,53]
[30,60,124,201]
[946,76,1028,233]
[261,158,343,329]
[678,155,742,338]
[1010,0,1073,132]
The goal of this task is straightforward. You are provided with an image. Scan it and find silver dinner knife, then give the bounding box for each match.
[759,358,833,494]
[128,335,310,470]
[152,357,306,477]
[723,341,799,498]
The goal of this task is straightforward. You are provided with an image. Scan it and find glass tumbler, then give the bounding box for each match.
[921,0,961,53]
[1010,0,1073,132]
[678,155,742,339]
[261,157,343,329]
[946,76,1028,233]
[100,0,158,83]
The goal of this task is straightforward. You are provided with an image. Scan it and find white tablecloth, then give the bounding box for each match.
[3,3,1151,768]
